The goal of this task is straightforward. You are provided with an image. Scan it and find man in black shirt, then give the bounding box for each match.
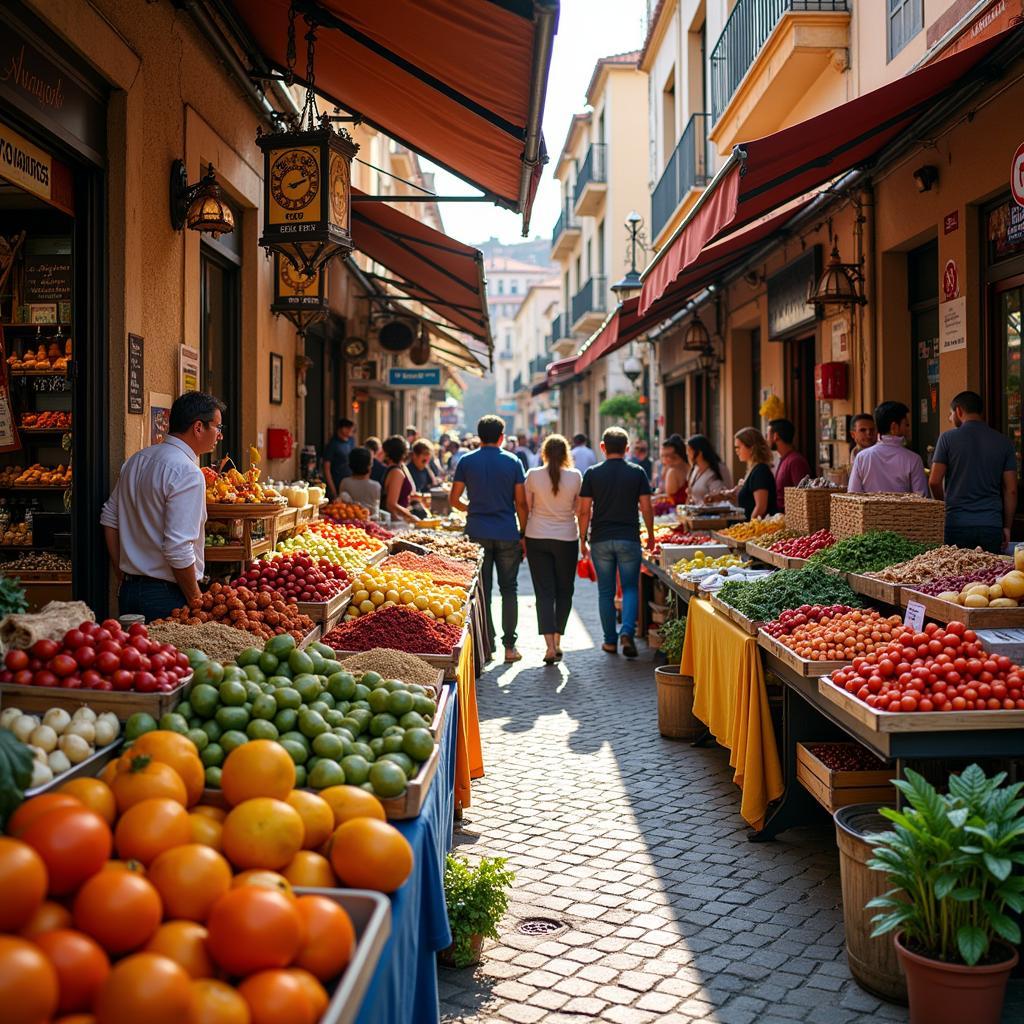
[578,427,655,658]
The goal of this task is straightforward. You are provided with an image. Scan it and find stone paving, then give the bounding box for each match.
[439,567,1024,1024]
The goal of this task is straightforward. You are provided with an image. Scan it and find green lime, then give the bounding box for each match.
[381,734,405,754]
[413,695,437,717]
[361,671,382,689]
[340,754,370,785]
[289,649,315,675]
[200,720,222,742]
[219,679,247,707]
[312,732,344,759]
[306,756,321,775]
[175,700,194,720]
[259,681,276,694]
[221,665,247,683]
[258,651,280,675]
[369,737,385,757]
[247,719,279,740]
[192,660,224,686]
[186,728,209,751]
[220,730,249,753]
[309,758,346,790]
[368,688,391,714]
[293,764,307,787]
[402,727,434,762]
[159,712,189,735]
[268,675,292,689]
[350,700,371,713]
[319,692,336,709]
[294,674,322,703]
[352,741,375,762]
[200,743,225,767]
[359,781,376,793]
[370,713,398,737]
[327,672,356,700]
[369,759,407,797]
[307,700,330,717]
[307,650,326,675]
[386,690,415,716]
[215,705,250,732]
[323,709,344,727]
[279,738,310,765]
[274,662,294,680]
[274,687,302,711]
[190,683,220,717]
[321,659,342,677]
[298,709,328,738]
[243,667,265,686]
[310,641,334,659]
[380,751,416,779]
[124,712,158,740]
[383,678,406,693]
[185,647,209,667]
[273,708,298,733]
[408,685,426,696]
[265,633,297,658]
[352,683,371,702]
[236,646,263,667]
[280,730,310,749]
[399,711,428,730]
[249,694,275,720]
[205,766,222,788]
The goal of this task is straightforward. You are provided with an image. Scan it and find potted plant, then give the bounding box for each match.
[441,853,515,968]
[866,764,1024,1024]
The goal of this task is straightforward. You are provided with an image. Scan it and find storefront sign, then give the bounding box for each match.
[349,361,377,382]
[387,366,441,388]
[928,0,1023,59]
[24,253,72,304]
[1012,140,1024,207]
[127,334,144,414]
[179,345,199,395]
[944,210,959,234]
[943,259,960,300]
[0,122,50,202]
[940,296,967,352]
[830,317,849,359]
[439,407,459,425]
[767,247,821,339]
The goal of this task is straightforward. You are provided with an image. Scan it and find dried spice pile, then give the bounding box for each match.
[145,621,255,662]
[866,545,1010,585]
[382,551,474,587]
[337,647,441,689]
[410,531,481,564]
[324,604,462,654]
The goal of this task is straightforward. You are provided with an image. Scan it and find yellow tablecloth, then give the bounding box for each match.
[454,638,483,809]
[679,598,783,831]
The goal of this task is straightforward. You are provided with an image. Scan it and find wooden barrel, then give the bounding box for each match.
[655,666,701,740]
[834,804,907,1004]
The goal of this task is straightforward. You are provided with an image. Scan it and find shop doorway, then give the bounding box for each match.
[908,241,940,463]
[784,336,817,471]
[199,243,241,455]
[664,380,686,436]
[989,275,1024,527]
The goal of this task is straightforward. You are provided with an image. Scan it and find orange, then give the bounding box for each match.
[111,755,187,813]
[58,778,117,825]
[73,869,163,954]
[192,805,227,822]
[94,952,194,1024]
[130,731,205,806]
[220,740,295,805]
[293,895,355,980]
[190,978,251,1024]
[282,851,336,888]
[100,757,119,786]
[237,969,314,1024]
[0,934,59,1024]
[19,806,112,896]
[145,921,214,979]
[317,785,385,826]
[7,792,81,836]
[205,888,303,976]
[19,899,72,937]
[284,969,328,1018]
[0,836,47,931]
[114,798,191,865]
[221,798,304,870]
[286,790,333,850]
[232,869,294,899]
[148,844,232,921]
[102,859,146,875]
[329,818,413,893]
[189,811,224,850]
[33,929,110,1014]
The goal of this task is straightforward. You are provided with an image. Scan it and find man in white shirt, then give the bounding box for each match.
[101,392,225,621]
[571,434,597,473]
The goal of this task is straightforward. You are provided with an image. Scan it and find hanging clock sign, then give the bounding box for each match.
[271,253,328,335]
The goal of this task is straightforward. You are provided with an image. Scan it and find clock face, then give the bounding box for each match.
[270,148,321,213]
[329,153,349,227]
[345,337,368,360]
[280,259,315,294]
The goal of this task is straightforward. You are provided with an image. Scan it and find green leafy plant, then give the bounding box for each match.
[443,853,515,968]
[660,616,687,664]
[0,727,33,829]
[598,393,643,423]
[0,576,27,617]
[866,764,1024,966]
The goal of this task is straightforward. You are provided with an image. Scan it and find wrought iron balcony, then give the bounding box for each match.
[651,114,711,242]
[551,200,581,257]
[710,0,849,123]
[571,276,607,331]
[497,348,514,361]
[529,354,549,376]
[551,312,571,345]
[513,373,523,392]
[573,143,607,215]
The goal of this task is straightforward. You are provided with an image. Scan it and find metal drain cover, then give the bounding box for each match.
[516,917,564,936]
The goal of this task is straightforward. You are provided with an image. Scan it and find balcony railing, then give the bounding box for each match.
[710,0,849,123]
[551,312,571,345]
[651,114,711,240]
[551,201,579,248]
[571,276,607,326]
[513,373,523,392]
[529,354,549,376]
[498,348,514,361]
[573,143,607,207]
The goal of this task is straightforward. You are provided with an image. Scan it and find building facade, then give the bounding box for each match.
[511,279,561,437]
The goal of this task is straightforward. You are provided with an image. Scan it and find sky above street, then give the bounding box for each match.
[423,0,647,249]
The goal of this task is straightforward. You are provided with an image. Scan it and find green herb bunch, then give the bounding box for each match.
[0,577,28,617]
[717,567,861,622]
[867,764,1024,966]
[660,616,687,664]
[0,727,33,828]
[808,530,930,574]
[444,853,516,968]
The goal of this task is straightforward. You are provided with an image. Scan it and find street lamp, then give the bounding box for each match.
[611,211,646,297]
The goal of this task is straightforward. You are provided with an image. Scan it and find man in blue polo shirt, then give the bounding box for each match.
[451,415,529,663]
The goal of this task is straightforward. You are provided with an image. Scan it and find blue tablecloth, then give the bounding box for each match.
[356,684,457,1024]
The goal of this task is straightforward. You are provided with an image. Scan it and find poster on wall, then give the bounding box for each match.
[179,345,199,395]
[940,296,967,353]
[128,334,144,414]
[0,330,21,453]
[830,317,849,360]
[148,392,173,446]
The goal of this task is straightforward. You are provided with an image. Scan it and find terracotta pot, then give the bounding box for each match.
[895,931,1018,1024]
[438,932,484,969]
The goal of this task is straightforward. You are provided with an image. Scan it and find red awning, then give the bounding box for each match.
[574,300,638,373]
[229,0,557,228]
[639,24,1019,315]
[545,356,577,384]
[351,191,491,343]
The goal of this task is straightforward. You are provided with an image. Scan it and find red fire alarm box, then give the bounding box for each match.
[814,362,848,400]
[266,428,294,460]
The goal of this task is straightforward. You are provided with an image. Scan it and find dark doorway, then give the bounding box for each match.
[664,380,686,436]
[199,244,241,455]
[908,240,940,463]
[784,336,817,472]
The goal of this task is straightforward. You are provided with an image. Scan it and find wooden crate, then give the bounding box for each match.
[296,586,352,629]
[298,625,321,650]
[648,602,669,626]
[428,682,451,738]
[785,488,843,534]
[0,675,193,721]
[745,541,800,570]
[329,624,468,681]
[796,742,895,813]
[829,493,944,546]
[757,631,849,677]
[709,530,746,550]
[658,543,728,568]
[708,593,761,635]
[898,589,1024,628]
[378,740,440,820]
[847,572,904,607]
[646,626,664,650]
[817,675,1024,732]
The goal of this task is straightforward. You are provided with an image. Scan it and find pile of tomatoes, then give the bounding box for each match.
[767,607,909,663]
[0,731,414,1024]
[0,621,191,693]
[762,604,859,639]
[769,529,835,558]
[829,620,1024,713]
[234,553,351,603]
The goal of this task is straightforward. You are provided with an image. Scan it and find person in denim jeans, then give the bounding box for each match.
[577,427,655,658]
[450,415,530,662]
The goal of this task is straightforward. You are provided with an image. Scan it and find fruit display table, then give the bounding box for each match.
[355,681,459,1024]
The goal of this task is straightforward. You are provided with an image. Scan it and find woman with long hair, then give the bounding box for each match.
[685,434,727,504]
[381,435,418,523]
[708,427,777,519]
[655,434,689,506]
[524,434,583,664]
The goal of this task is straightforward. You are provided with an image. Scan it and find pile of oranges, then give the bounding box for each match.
[0,732,414,1024]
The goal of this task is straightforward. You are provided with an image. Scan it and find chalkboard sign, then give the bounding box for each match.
[24,254,73,305]
[128,333,144,414]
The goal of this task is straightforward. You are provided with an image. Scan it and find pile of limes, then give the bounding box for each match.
[672,550,744,575]
[343,567,466,626]
[269,531,372,573]
[166,636,437,799]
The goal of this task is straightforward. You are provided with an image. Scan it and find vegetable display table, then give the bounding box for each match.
[356,682,458,1024]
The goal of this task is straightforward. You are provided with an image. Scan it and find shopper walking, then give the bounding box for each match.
[524,435,583,665]
[101,391,224,621]
[451,415,530,663]
[767,418,811,511]
[929,391,1017,553]
[709,427,778,520]
[571,434,597,473]
[655,435,689,506]
[578,427,655,658]
[322,418,356,501]
[685,434,728,504]
[847,401,929,497]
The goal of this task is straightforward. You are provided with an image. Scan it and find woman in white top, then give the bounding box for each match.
[524,434,583,665]
[685,434,728,504]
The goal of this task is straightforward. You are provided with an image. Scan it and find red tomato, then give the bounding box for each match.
[4,649,28,671]
[19,807,112,895]
[31,639,59,659]
[95,651,120,675]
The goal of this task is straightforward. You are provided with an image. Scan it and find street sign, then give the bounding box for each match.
[1012,140,1024,207]
[387,366,441,388]
[942,259,959,300]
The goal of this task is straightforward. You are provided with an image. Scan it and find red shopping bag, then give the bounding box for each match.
[576,557,597,581]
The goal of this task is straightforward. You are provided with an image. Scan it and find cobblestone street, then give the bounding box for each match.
[440,569,1024,1024]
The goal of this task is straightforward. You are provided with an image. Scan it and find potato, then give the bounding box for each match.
[963,593,990,608]
[937,591,962,603]
[998,572,1024,600]
[964,583,992,597]
[988,584,1004,600]
[989,598,1019,608]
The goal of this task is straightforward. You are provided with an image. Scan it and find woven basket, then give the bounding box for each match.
[785,488,845,534]
[829,493,945,545]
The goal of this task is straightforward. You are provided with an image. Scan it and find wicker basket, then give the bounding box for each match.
[785,487,845,534]
[829,492,945,545]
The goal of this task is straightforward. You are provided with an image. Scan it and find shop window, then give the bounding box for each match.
[888,0,922,61]
[750,328,761,429]
[908,241,939,462]
[199,244,241,459]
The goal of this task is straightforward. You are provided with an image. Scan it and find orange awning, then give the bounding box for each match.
[229,0,558,228]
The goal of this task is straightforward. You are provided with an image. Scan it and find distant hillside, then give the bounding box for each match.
[475,236,554,269]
